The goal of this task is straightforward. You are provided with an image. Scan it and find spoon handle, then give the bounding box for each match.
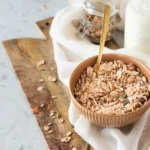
[96,5,111,72]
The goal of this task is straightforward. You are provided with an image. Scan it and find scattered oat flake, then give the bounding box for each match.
[40,104,45,108]
[50,67,55,70]
[37,86,43,91]
[72,148,77,150]
[65,137,71,143]
[48,76,56,82]
[59,118,64,123]
[66,131,72,136]
[47,122,53,126]
[44,125,49,131]
[61,137,66,143]
[61,137,71,143]
[32,106,39,114]
[48,130,53,134]
[38,79,44,82]
[50,112,54,117]
[37,60,45,66]
[70,144,73,148]
[51,95,57,99]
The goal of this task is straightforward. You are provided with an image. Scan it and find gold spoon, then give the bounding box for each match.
[95,5,111,72]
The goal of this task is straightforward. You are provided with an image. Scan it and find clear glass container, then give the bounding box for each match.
[78,0,118,44]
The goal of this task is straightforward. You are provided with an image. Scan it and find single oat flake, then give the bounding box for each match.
[44,125,49,131]
[48,76,56,82]
[51,95,57,99]
[47,122,53,126]
[40,104,45,108]
[48,130,53,134]
[37,86,43,91]
[61,137,71,143]
[37,60,45,66]
[61,137,66,143]
[50,67,55,70]
[59,118,64,123]
[74,60,150,115]
[50,112,54,117]
[38,79,44,82]
[66,131,72,136]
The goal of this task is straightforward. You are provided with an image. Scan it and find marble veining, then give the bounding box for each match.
[0,0,67,149]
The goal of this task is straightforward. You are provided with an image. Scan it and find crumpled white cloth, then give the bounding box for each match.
[50,4,150,150]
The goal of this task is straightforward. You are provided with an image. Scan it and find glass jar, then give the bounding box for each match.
[78,0,118,44]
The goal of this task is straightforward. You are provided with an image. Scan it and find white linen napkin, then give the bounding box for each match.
[50,3,150,150]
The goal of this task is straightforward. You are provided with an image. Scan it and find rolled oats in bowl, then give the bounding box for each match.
[74,60,150,115]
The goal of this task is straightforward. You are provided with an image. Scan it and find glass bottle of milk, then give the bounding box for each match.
[125,0,150,55]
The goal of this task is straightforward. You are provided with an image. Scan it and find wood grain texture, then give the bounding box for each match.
[3,17,123,150]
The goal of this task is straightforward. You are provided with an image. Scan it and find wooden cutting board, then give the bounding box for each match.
[3,17,123,150]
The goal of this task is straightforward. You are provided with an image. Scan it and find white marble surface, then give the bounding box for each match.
[0,0,67,149]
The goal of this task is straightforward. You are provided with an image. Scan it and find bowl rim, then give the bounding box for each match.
[69,53,150,117]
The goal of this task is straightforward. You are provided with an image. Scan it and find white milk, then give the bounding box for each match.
[125,0,150,55]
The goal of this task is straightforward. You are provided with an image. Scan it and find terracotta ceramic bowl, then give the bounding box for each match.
[69,53,150,127]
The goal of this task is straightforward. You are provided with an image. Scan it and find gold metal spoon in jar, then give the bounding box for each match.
[95,5,111,72]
